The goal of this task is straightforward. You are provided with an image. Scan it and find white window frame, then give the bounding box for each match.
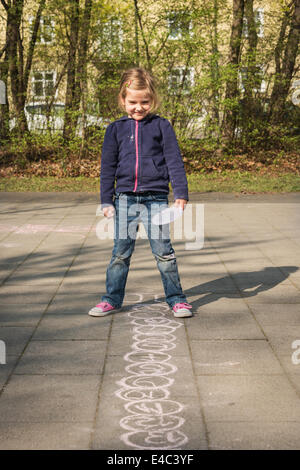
[239,65,266,94]
[31,71,57,100]
[97,18,123,56]
[243,8,264,38]
[29,16,55,45]
[256,8,264,38]
[169,66,195,93]
[167,11,193,40]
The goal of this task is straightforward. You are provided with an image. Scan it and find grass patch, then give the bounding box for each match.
[187,172,300,193]
[0,176,99,192]
[0,172,299,193]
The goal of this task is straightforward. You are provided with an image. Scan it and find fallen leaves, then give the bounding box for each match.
[0,149,299,178]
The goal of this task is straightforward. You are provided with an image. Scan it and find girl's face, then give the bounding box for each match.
[122,88,152,120]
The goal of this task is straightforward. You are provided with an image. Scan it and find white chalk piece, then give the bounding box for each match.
[152,205,183,225]
[106,209,115,218]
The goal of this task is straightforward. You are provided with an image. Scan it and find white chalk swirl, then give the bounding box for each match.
[115,296,188,450]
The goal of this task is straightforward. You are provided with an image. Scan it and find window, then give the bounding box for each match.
[240,66,266,93]
[32,71,56,98]
[98,18,122,56]
[169,67,195,93]
[26,103,64,116]
[242,8,264,38]
[29,16,55,44]
[167,11,193,40]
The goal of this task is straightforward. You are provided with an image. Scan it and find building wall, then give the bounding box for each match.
[0,0,299,133]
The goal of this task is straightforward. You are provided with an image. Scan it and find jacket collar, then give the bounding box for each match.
[116,114,158,123]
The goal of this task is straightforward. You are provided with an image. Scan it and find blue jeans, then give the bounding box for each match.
[101,191,187,308]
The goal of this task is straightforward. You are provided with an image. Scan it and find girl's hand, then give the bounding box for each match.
[103,206,115,218]
[174,199,187,211]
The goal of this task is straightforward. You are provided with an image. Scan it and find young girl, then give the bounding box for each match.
[88,67,192,318]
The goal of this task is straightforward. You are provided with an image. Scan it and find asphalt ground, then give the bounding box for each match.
[0,191,300,450]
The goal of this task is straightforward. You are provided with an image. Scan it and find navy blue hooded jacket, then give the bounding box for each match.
[100,114,189,207]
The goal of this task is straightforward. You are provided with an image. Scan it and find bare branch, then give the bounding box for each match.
[134,0,151,69]
[24,0,46,91]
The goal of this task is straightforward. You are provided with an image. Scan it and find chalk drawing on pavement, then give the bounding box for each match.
[115,295,189,450]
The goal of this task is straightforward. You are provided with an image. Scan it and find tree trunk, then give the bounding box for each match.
[3,0,45,137]
[7,0,28,134]
[0,6,10,142]
[0,65,10,142]
[269,0,300,123]
[63,0,93,144]
[63,0,80,142]
[134,0,140,66]
[222,0,245,142]
[76,0,93,153]
[209,0,220,137]
[134,0,152,70]
[243,0,258,113]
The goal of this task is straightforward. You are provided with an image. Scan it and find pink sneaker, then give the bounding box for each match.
[88,301,121,317]
[172,302,193,318]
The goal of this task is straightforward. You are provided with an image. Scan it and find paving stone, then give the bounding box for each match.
[289,375,300,393]
[0,253,30,265]
[32,314,111,340]
[207,421,300,450]
[0,326,34,355]
[259,326,300,375]
[0,264,18,283]
[191,339,282,375]
[185,295,250,315]
[197,375,300,422]
[42,293,103,315]
[231,267,291,287]
[0,356,19,389]
[56,282,104,295]
[250,303,300,326]
[4,269,65,286]
[0,284,57,304]
[244,284,300,304]
[185,310,264,340]
[14,340,107,375]
[0,374,100,422]
[0,422,93,450]
[224,258,285,274]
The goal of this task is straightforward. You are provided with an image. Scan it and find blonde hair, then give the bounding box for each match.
[118,67,160,113]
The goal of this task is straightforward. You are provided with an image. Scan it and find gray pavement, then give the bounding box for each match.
[0,191,300,450]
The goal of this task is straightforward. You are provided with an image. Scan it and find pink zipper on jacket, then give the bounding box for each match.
[133,120,139,192]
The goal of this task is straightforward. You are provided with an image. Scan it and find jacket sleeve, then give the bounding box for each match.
[100,123,119,207]
[161,119,189,201]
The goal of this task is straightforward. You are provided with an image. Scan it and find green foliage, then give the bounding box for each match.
[0,0,299,165]
[0,129,105,168]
